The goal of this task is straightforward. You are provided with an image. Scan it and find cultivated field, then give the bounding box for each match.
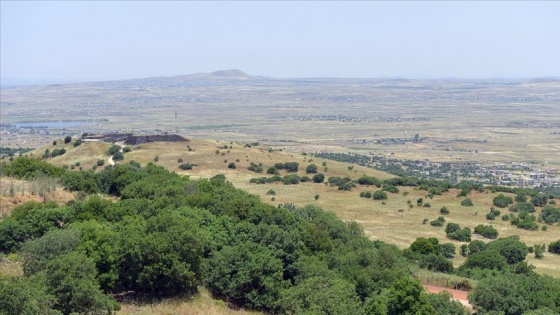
[1,71,559,168]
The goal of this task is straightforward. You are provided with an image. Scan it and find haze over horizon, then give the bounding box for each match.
[2,1,559,85]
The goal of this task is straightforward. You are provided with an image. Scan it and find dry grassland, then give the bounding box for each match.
[118,288,261,315]
[38,140,560,278]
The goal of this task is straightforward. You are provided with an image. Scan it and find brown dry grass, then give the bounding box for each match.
[12,140,560,278]
[117,288,261,315]
[0,177,74,219]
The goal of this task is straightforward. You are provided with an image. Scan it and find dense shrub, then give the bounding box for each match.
[474,224,499,239]
[493,193,513,208]
[440,207,449,215]
[372,190,388,200]
[549,240,560,254]
[312,173,325,183]
[179,163,196,170]
[305,164,317,174]
[460,198,474,207]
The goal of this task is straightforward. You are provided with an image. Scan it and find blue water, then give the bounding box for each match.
[14,121,93,129]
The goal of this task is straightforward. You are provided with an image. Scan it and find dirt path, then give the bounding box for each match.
[424,284,473,312]
[107,142,126,166]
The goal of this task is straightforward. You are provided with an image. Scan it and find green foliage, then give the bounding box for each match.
[440,207,449,215]
[247,163,263,173]
[382,185,399,193]
[96,159,105,166]
[112,152,124,161]
[277,162,299,172]
[486,207,501,220]
[280,276,363,315]
[493,193,514,208]
[469,274,560,315]
[460,198,474,207]
[305,163,318,174]
[64,136,72,144]
[20,229,81,276]
[312,173,325,183]
[0,275,60,315]
[447,227,471,242]
[541,205,560,224]
[266,166,277,174]
[107,145,120,155]
[73,140,82,147]
[44,251,117,314]
[205,242,287,310]
[474,224,499,239]
[357,175,381,187]
[531,194,548,207]
[372,190,388,200]
[227,162,236,169]
[60,170,99,193]
[282,174,301,185]
[5,157,65,179]
[485,236,528,265]
[509,202,535,213]
[178,163,196,170]
[122,146,131,153]
[549,240,560,254]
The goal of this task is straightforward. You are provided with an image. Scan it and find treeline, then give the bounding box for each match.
[313,152,560,199]
[1,157,469,315]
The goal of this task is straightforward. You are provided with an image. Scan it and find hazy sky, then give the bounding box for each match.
[1,1,559,82]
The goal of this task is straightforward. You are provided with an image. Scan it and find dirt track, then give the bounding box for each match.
[424,284,473,312]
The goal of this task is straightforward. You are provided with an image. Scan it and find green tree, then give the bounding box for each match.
[493,193,514,208]
[0,274,60,315]
[64,136,72,144]
[305,164,318,174]
[44,251,117,315]
[372,190,388,200]
[549,240,560,254]
[280,276,363,315]
[112,152,124,161]
[204,242,287,310]
[531,194,548,207]
[460,198,474,207]
[107,145,120,155]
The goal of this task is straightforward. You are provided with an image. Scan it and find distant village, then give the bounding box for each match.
[2,122,559,189]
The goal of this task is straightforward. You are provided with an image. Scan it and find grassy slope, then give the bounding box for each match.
[32,140,560,278]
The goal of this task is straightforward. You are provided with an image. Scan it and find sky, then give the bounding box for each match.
[1,1,560,83]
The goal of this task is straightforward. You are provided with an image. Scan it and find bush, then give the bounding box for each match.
[266,189,276,196]
[122,146,131,153]
[64,136,72,143]
[445,223,461,235]
[418,254,454,273]
[107,145,120,155]
[228,162,236,169]
[312,173,325,183]
[430,219,444,227]
[448,228,471,242]
[73,140,82,147]
[510,202,535,213]
[267,167,278,175]
[382,185,399,194]
[474,224,499,239]
[493,193,514,208]
[96,159,105,166]
[531,194,548,207]
[440,207,449,215]
[248,164,263,173]
[282,174,300,185]
[461,198,474,207]
[112,152,124,161]
[179,163,196,170]
[372,190,388,200]
[305,164,318,174]
[549,240,560,254]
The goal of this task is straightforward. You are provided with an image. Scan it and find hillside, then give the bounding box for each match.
[26,138,560,278]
